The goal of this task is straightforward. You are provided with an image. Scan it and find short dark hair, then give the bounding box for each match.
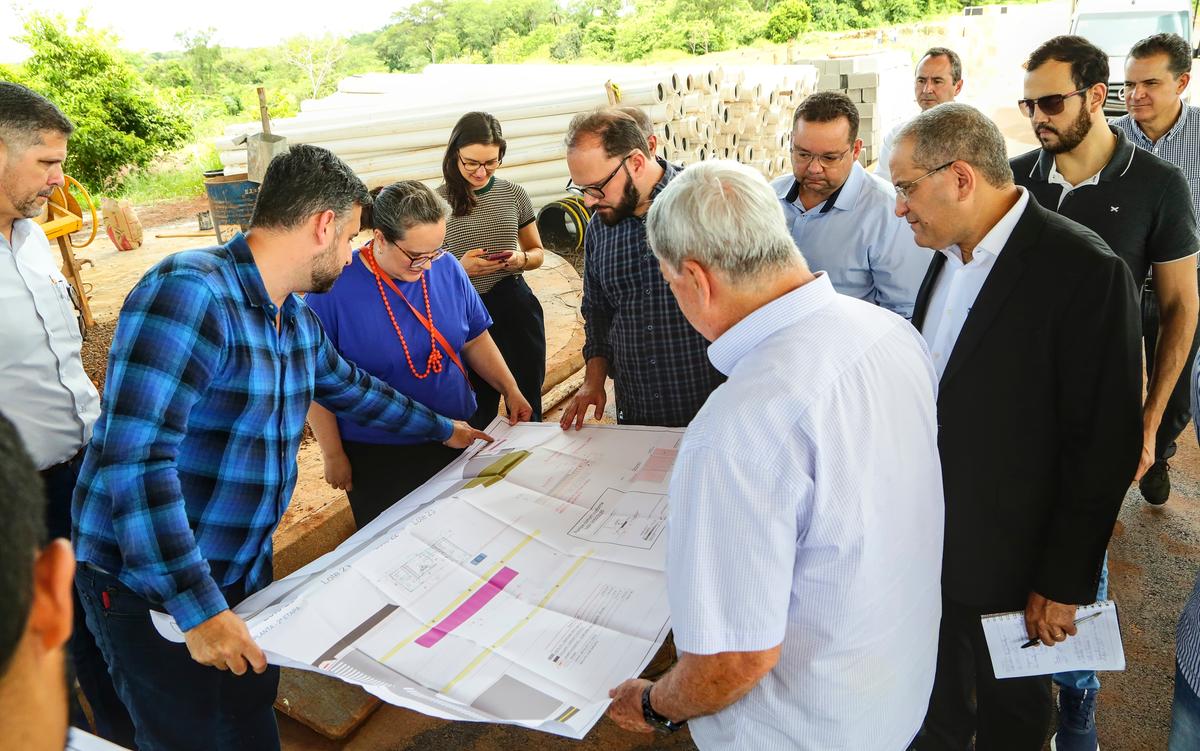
[791,91,860,142]
[1129,33,1193,78]
[0,412,47,676]
[1025,35,1109,90]
[565,109,651,159]
[249,144,370,231]
[441,112,506,218]
[362,181,450,245]
[0,82,74,155]
[920,47,963,83]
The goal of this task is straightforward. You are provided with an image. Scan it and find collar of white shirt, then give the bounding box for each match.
[707,272,836,376]
[940,187,1030,265]
[1046,158,1102,193]
[3,217,34,253]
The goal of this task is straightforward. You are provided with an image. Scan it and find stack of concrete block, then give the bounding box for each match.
[788,51,916,168]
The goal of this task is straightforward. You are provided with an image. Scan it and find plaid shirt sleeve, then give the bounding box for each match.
[581,222,615,363]
[310,314,455,442]
[96,271,231,630]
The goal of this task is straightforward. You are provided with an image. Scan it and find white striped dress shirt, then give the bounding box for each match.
[666,273,944,750]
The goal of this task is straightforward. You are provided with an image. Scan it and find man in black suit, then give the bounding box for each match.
[890,103,1143,751]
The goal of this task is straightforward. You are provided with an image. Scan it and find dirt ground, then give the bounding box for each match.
[68,3,1200,747]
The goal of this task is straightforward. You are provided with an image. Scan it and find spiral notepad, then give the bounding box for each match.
[980,599,1125,679]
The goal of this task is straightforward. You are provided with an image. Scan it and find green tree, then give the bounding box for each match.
[808,0,865,30]
[13,13,191,190]
[177,27,222,94]
[765,0,812,41]
[282,34,348,99]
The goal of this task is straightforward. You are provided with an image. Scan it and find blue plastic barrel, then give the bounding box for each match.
[204,172,259,244]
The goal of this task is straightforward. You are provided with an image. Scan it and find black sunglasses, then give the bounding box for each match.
[1017,87,1091,117]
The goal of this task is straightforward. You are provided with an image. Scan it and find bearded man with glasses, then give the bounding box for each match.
[560,109,724,432]
[1011,37,1199,751]
[770,91,932,319]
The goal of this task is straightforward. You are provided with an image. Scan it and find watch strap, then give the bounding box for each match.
[641,683,684,733]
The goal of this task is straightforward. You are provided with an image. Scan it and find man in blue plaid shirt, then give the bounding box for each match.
[561,109,724,430]
[72,145,490,751]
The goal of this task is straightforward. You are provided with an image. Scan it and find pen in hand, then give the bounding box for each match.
[1021,611,1103,649]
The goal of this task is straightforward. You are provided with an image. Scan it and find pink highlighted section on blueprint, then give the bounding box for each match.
[415,566,519,648]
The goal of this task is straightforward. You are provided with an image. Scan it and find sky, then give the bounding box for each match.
[0,0,405,62]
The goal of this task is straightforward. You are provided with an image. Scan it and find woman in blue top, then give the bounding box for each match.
[306,181,532,527]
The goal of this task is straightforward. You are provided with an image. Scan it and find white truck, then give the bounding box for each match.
[1069,0,1198,113]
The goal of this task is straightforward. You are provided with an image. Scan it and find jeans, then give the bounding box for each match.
[1053,555,1109,692]
[42,452,136,747]
[1171,662,1200,751]
[76,564,280,751]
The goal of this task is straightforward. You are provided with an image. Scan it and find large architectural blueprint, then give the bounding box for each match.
[154,421,681,738]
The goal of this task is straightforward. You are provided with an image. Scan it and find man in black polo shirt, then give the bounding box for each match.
[1012,35,1199,751]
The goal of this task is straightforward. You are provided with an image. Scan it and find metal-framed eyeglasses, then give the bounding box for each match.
[893,161,956,202]
[790,146,851,169]
[1017,87,1091,117]
[566,154,633,199]
[393,242,448,270]
[459,156,503,173]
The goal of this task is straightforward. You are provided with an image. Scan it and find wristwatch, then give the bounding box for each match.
[641,683,685,733]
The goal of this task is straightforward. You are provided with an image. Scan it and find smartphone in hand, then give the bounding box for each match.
[481,250,514,262]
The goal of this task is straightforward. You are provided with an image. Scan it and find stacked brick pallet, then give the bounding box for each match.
[789,51,915,168]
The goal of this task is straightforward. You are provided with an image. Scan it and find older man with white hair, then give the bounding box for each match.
[605,160,945,749]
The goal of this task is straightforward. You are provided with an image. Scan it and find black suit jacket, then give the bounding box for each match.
[912,197,1142,611]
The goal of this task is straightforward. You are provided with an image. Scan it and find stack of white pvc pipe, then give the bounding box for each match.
[215,63,818,208]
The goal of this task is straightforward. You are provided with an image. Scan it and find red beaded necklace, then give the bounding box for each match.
[360,242,444,379]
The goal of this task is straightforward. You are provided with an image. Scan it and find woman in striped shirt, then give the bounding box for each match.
[438,112,547,427]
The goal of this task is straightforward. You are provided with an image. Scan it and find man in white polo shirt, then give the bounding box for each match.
[0,82,134,746]
[605,160,944,749]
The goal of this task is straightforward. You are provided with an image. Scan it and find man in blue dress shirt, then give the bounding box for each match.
[770,91,933,319]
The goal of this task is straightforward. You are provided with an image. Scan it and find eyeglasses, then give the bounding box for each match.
[894,161,956,202]
[459,156,502,173]
[790,146,851,169]
[393,242,447,270]
[566,154,633,199]
[1017,87,1090,117]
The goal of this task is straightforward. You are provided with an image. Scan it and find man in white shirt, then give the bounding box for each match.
[605,160,944,750]
[0,82,134,746]
[893,103,1142,751]
[770,91,932,318]
[876,47,964,182]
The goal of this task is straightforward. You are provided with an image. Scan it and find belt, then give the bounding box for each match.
[39,446,85,480]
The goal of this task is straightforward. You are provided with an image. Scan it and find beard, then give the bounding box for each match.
[3,179,53,219]
[596,174,641,227]
[309,234,345,293]
[1036,104,1092,155]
